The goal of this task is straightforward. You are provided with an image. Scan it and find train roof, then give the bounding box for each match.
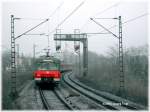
[37,56,61,64]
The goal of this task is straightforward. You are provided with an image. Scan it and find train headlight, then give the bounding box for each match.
[54,78,60,81]
[46,71,50,74]
[36,74,41,77]
[35,78,41,81]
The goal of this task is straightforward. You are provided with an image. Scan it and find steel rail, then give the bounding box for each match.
[69,75,146,110]
[62,73,119,110]
[63,72,143,110]
[38,86,74,110]
[54,87,77,110]
[39,88,51,110]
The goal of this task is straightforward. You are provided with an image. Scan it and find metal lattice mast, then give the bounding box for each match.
[10,15,17,97]
[16,44,19,69]
[90,16,125,97]
[74,29,81,76]
[10,16,49,98]
[118,16,125,97]
[83,34,88,76]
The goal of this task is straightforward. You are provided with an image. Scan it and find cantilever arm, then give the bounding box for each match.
[90,18,119,38]
[15,19,49,40]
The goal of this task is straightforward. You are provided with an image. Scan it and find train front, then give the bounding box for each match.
[34,59,61,85]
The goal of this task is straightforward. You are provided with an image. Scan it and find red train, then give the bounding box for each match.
[34,57,61,85]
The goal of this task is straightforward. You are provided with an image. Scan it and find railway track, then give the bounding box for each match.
[38,86,78,110]
[62,72,146,110]
[69,74,146,110]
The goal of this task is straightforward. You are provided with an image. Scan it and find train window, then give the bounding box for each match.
[38,62,59,70]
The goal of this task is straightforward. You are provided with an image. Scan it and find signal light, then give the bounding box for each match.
[56,45,61,51]
[74,45,80,51]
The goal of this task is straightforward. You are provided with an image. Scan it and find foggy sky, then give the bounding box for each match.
[2,0,148,56]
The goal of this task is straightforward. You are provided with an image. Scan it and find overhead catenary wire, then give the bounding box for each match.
[48,2,64,18]
[49,1,85,34]
[36,46,49,55]
[90,18,118,38]
[87,13,148,35]
[122,13,148,24]
[80,2,119,31]
[93,18,118,19]
[14,2,64,21]
[37,46,50,54]
[94,3,119,16]
[14,2,64,40]
[40,2,64,49]
[35,1,64,38]
[14,18,48,21]
[15,19,49,39]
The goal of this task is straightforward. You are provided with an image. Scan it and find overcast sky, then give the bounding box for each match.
[2,0,148,56]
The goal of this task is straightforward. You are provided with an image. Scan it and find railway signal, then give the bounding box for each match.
[54,31,88,76]
[55,29,61,51]
[74,29,80,52]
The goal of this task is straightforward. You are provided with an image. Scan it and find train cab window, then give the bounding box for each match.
[38,62,59,70]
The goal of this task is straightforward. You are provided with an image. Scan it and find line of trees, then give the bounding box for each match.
[2,50,34,109]
[76,45,148,106]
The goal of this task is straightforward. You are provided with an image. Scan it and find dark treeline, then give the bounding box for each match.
[2,50,34,109]
[77,45,148,106]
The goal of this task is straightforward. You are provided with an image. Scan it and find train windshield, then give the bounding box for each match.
[38,62,59,70]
